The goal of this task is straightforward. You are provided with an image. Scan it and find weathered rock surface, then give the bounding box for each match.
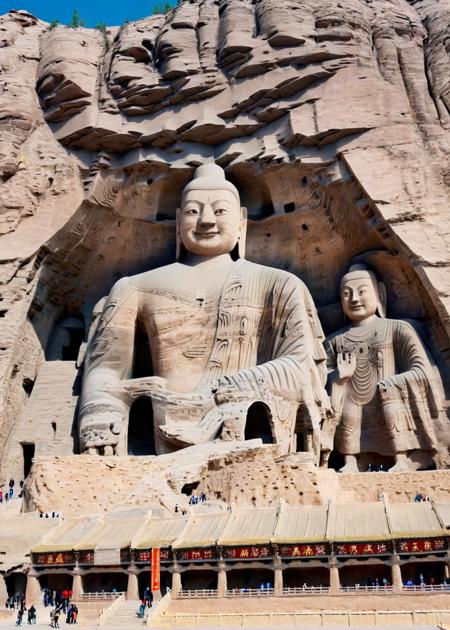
[1,0,450,480]
[24,446,450,515]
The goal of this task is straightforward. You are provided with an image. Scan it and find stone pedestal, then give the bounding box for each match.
[273,557,283,596]
[25,570,41,605]
[391,555,403,593]
[126,569,139,600]
[171,569,182,596]
[71,572,84,601]
[217,562,227,597]
[329,559,340,595]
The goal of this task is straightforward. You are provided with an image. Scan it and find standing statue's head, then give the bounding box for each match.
[340,263,386,322]
[176,163,247,260]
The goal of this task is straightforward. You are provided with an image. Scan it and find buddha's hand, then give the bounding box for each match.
[336,351,356,383]
[377,377,397,401]
[214,375,255,405]
[80,408,124,456]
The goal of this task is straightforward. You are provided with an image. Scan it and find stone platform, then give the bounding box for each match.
[23,442,450,515]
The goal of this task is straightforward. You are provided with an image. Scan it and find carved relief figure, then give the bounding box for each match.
[79,164,331,459]
[326,264,442,472]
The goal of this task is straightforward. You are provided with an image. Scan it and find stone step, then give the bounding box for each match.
[105,599,146,626]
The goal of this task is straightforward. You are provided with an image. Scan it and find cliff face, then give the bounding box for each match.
[1,1,450,479]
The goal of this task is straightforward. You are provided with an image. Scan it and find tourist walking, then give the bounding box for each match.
[27,604,36,624]
[15,606,24,626]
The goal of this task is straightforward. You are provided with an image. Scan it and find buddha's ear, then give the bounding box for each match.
[238,206,247,259]
[175,207,182,261]
[377,281,387,318]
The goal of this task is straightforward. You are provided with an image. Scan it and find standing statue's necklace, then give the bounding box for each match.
[345,318,381,404]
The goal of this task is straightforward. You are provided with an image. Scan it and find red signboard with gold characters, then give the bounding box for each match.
[136,548,171,563]
[151,548,161,592]
[179,548,218,562]
[223,546,271,560]
[279,543,329,558]
[335,542,393,556]
[397,538,446,554]
[34,552,74,565]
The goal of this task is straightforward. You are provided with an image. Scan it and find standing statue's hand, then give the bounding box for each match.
[337,351,356,383]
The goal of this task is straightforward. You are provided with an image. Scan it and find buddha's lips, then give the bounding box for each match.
[194,232,219,237]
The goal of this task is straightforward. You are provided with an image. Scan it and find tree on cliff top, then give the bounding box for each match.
[69,10,85,28]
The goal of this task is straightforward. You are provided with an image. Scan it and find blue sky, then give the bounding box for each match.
[0,0,166,26]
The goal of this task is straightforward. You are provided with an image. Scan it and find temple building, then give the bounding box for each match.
[26,499,450,601]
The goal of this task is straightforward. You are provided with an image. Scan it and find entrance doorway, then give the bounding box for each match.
[284,566,329,587]
[21,443,35,478]
[181,570,217,590]
[245,402,273,444]
[128,398,156,455]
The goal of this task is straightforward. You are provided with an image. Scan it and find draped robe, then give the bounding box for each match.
[80,259,330,455]
[326,318,441,457]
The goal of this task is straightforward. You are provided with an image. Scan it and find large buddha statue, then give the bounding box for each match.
[79,164,331,459]
[325,264,443,472]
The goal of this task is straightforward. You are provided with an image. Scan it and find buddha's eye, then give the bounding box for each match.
[343,290,350,297]
[185,208,199,215]
[214,208,227,215]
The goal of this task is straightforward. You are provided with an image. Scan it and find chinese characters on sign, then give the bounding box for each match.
[179,548,217,562]
[151,548,160,592]
[135,549,171,563]
[279,544,329,558]
[397,539,446,554]
[223,546,271,560]
[335,542,393,556]
[78,551,95,565]
[33,552,74,565]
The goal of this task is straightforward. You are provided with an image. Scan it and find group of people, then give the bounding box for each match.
[137,587,153,619]
[0,479,24,503]
[6,594,36,626]
[43,588,72,608]
[49,603,78,627]
[188,492,207,505]
[39,512,62,519]
[45,590,77,627]
[366,464,386,472]
[5,593,25,610]
[14,605,36,626]
[414,493,430,502]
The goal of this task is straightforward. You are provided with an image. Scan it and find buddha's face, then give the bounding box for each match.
[341,273,379,321]
[179,189,241,256]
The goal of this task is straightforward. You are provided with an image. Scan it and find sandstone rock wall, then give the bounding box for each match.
[23,447,450,515]
[2,1,450,480]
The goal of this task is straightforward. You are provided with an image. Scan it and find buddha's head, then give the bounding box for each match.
[176,163,246,259]
[340,264,385,322]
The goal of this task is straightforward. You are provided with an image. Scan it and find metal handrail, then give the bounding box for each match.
[178,589,218,598]
[283,586,330,595]
[340,585,393,593]
[225,588,275,597]
[79,591,125,600]
[402,584,450,592]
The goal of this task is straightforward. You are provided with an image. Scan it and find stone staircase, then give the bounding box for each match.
[104,599,145,626]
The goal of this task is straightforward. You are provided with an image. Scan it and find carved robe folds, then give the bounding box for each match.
[326,318,441,459]
[80,259,331,457]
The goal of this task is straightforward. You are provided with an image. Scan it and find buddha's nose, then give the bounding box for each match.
[199,204,216,226]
